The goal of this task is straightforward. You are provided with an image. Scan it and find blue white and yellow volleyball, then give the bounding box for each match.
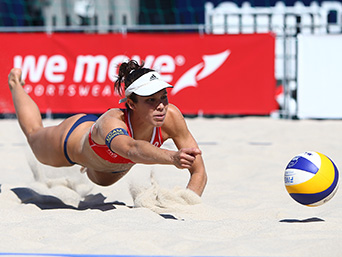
[284,151,339,207]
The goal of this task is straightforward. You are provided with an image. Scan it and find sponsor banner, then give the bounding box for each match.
[0,33,276,115]
[297,34,342,119]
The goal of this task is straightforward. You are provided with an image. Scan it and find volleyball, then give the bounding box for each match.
[284,151,339,207]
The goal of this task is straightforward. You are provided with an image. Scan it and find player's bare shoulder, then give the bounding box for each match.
[162,104,188,139]
[92,108,127,144]
[101,108,125,121]
[93,108,125,127]
[164,104,184,124]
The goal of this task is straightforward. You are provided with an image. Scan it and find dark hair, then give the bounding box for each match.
[114,60,153,99]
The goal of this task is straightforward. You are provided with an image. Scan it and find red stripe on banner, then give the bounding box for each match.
[0,33,276,115]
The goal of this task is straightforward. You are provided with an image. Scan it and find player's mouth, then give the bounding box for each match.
[154,113,166,121]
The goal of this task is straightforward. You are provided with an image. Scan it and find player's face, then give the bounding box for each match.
[135,89,169,127]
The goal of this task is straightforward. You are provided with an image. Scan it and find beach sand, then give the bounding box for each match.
[0,116,342,256]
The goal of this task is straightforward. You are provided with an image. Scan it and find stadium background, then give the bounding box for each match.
[0,0,332,26]
[0,0,341,119]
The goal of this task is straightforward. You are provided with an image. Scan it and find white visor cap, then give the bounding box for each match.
[119,71,173,104]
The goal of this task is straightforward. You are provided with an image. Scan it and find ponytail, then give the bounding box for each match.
[114,60,153,97]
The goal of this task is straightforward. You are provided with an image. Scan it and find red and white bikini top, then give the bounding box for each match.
[88,109,164,164]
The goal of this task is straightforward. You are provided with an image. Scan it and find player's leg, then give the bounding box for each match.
[84,167,129,186]
[8,68,43,138]
[8,68,78,167]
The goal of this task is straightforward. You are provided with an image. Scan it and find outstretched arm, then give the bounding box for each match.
[91,110,201,169]
[111,134,201,169]
[92,107,207,195]
[162,105,207,196]
[186,151,207,196]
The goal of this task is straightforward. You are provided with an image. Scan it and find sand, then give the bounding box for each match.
[0,116,342,256]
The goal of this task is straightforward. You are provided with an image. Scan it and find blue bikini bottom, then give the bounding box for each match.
[63,114,98,165]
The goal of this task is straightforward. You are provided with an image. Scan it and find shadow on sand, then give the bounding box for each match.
[11,187,128,211]
[279,217,325,223]
[9,186,180,220]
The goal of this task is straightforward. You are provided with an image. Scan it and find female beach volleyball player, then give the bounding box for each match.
[8,60,207,196]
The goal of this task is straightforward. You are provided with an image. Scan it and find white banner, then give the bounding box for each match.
[297,34,342,119]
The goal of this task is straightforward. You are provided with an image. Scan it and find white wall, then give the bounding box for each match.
[297,34,342,119]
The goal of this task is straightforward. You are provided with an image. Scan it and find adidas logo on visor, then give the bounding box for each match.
[150,74,158,81]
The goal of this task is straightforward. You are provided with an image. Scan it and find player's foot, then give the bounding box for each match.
[8,68,25,91]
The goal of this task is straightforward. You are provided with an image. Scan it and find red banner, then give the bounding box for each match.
[0,33,276,115]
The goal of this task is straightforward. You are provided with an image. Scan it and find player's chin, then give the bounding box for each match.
[152,120,165,127]
[153,120,165,127]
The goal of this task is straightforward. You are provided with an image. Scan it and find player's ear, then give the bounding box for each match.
[127,98,136,110]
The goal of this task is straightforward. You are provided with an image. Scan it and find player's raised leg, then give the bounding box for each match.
[8,68,43,138]
[8,68,71,167]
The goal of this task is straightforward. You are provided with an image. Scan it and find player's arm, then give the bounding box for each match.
[92,110,199,169]
[163,105,207,196]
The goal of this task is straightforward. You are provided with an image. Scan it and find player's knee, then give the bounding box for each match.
[87,173,114,187]
[86,169,126,187]
[26,130,40,148]
[26,129,48,160]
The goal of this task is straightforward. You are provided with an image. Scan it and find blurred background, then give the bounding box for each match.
[0,0,335,27]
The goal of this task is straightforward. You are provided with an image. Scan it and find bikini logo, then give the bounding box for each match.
[150,74,158,81]
[107,149,118,158]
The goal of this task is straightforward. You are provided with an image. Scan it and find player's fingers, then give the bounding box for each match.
[182,148,201,157]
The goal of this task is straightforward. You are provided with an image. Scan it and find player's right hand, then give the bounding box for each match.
[172,148,202,169]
